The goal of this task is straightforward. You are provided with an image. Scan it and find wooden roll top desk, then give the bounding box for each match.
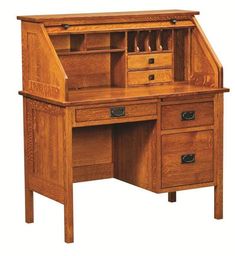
[17,10,229,243]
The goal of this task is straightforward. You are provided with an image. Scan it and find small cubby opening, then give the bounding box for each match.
[49,32,126,90]
[127,29,173,53]
[59,51,126,90]
[49,32,126,53]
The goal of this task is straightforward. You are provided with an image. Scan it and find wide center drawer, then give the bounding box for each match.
[128,53,172,70]
[128,69,172,86]
[74,101,158,127]
[161,130,214,188]
[162,101,214,129]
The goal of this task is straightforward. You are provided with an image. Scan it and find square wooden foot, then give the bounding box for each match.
[168,192,176,203]
[25,189,34,223]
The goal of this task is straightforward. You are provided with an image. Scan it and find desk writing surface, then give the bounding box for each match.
[67,84,228,105]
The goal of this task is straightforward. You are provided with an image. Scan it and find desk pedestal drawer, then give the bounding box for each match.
[75,102,157,126]
[161,130,214,188]
[162,101,214,129]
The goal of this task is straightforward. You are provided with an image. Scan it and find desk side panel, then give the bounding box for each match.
[24,98,69,203]
[21,22,67,101]
[190,17,223,88]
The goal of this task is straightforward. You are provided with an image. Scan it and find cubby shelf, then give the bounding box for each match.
[128,50,172,55]
[57,48,125,56]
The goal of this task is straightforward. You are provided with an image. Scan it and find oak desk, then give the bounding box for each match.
[18,10,229,243]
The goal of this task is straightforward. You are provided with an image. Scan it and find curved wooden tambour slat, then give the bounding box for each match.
[22,22,68,101]
[191,17,223,88]
[46,20,195,35]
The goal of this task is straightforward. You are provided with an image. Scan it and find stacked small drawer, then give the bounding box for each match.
[127,52,173,86]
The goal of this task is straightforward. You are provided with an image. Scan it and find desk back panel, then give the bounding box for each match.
[114,121,157,191]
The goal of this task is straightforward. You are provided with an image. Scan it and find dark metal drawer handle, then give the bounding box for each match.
[181,111,195,121]
[181,154,195,164]
[149,58,155,64]
[149,74,155,81]
[170,19,177,24]
[62,24,70,29]
[110,106,125,118]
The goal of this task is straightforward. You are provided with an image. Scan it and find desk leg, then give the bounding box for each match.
[214,184,223,219]
[64,185,74,243]
[25,188,34,223]
[64,108,74,243]
[214,94,223,219]
[24,99,34,223]
[168,192,176,202]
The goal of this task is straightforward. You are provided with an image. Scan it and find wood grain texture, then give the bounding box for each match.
[114,121,157,191]
[128,52,172,70]
[24,99,66,189]
[74,101,157,126]
[128,69,173,86]
[161,101,214,130]
[73,163,113,182]
[23,98,74,242]
[214,94,223,219]
[63,107,74,243]
[21,22,67,101]
[162,130,214,188]
[17,10,199,25]
[72,125,112,167]
[18,10,229,243]
[23,98,34,223]
[59,53,111,90]
[66,85,228,106]
[192,17,223,87]
[46,21,195,35]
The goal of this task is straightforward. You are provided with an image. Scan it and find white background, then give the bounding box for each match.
[0,1,234,255]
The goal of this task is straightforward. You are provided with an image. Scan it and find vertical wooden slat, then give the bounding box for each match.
[171,29,175,81]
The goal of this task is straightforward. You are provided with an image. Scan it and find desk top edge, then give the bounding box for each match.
[19,85,229,107]
[17,10,199,24]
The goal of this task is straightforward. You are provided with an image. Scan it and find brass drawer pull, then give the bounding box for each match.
[148,58,155,64]
[181,154,195,164]
[110,106,125,118]
[181,111,195,121]
[62,24,70,29]
[149,74,155,81]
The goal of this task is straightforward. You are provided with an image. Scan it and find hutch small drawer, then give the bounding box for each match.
[128,52,172,70]
[128,69,172,86]
[161,101,214,130]
[161,130,214,188]
[74,101,158,126]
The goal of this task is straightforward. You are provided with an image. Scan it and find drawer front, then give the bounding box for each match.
[128,53,172,70]
[162,101,214,130]
[75,102,157,126]
[128,69,172,86]
[162,130,214,188]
